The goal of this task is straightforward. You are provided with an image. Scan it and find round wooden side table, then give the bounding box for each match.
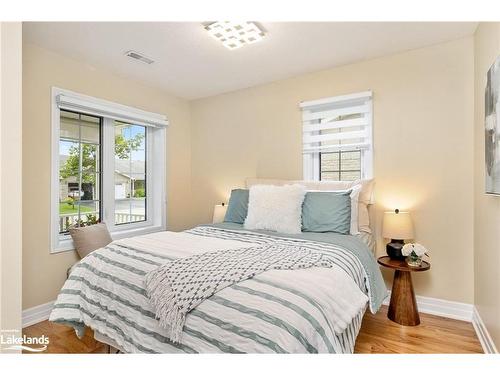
[377,256,431,326]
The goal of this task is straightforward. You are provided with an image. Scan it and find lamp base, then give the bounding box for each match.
[386,239,406,260]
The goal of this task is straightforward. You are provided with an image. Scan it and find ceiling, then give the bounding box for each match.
[23,22,477,100]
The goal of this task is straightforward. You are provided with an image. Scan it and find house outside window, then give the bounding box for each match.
[301,91,373,181]
[52,88,167,253]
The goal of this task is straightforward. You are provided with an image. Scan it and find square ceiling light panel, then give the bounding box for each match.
[205,21,265,50]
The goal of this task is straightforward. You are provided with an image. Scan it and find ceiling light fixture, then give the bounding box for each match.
[205,21,265,50]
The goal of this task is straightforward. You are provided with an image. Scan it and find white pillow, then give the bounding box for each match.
[349,185,362,235]
[357,202,371,234]
[244,184,306,234]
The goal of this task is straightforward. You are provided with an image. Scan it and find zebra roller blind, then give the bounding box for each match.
[301,91,373,180]
[300,91,373,154]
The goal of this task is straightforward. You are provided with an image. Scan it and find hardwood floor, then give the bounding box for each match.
[22,306,483,354]
[22,319,107,354]
[354,306,482,353]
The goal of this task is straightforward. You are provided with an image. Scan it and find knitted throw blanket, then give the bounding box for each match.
[144,244,336,343]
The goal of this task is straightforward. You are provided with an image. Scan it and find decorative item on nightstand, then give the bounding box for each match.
[382,209,414,260]
[212,203,227,224]
[402,243,429,267]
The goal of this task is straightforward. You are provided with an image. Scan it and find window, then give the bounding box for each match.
[51,88,167,253]
[301,91,373,181]
[320,150,361,181]
[58,111,102,234]
[114,121,147,225]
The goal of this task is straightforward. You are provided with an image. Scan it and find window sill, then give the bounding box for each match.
[50,224,166,254]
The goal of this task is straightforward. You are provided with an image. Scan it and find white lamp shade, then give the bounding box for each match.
[382,210,414,240]
[212,204,227,224]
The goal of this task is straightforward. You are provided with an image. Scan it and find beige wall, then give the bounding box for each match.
[190,38,475,303]
[0,22,23,339]
[473,22,500,349]
[22,43,194,309]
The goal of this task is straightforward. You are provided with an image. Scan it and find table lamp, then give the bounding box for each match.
[382,209,414,260]
[212,203,227,224]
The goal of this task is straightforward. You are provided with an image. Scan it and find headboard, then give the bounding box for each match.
[245,178,375,205]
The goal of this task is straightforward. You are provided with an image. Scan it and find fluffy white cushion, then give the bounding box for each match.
[244,184,306,234]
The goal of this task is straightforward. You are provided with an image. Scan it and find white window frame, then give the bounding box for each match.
[51,87,167,253]
[301,91,373,181]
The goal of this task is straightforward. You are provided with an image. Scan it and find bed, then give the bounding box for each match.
[49,222,386,353]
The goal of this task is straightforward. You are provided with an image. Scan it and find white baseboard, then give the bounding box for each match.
[22,301,54,328]
[383,290,474,322]
[472,306,498,354]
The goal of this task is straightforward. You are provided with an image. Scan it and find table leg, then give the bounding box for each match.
[387,270,420,326]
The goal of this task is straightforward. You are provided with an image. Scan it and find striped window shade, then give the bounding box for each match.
[300,91,373,180]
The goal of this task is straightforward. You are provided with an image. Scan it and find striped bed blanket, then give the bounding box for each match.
[49,225,386,353]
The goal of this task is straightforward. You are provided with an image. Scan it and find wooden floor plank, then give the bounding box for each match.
[22,306,483,354]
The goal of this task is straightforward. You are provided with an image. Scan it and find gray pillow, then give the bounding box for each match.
[224,189,249,224]
[69,223,112,259]
[301,191,352,234]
